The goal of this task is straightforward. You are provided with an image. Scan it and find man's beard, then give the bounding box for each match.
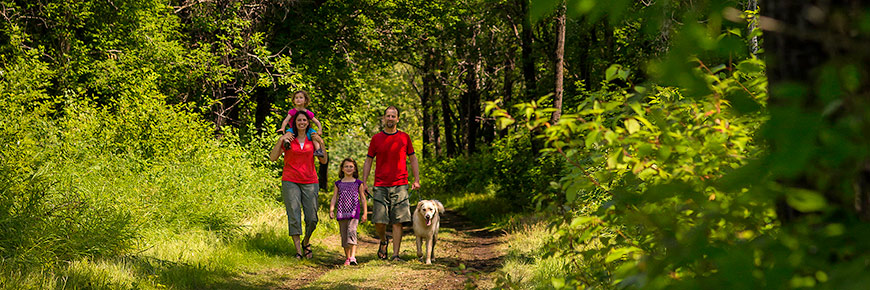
[384,121,396,129]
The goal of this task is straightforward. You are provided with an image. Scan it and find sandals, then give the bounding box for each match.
[378,238,389,260]
[391,255,403,262]
[302,243,313,259]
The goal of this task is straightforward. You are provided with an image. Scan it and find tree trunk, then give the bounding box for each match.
[747,0,759,55]
[519,0,536,101]
[439,69,456,157]
[501,51,515,138]
[253,87,273,134]
[420,49,436,159]
[551,1,565,124]
[462,23,481,155]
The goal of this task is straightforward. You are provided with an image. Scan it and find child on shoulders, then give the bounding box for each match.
[279,90,326,157]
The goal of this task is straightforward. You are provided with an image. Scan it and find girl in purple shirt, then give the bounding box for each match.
[329,157,368,265]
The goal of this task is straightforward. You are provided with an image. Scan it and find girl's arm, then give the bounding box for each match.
[329,186,338,219]
[278,114,292,133]
[358,183,368,223]
[311,117,323,135]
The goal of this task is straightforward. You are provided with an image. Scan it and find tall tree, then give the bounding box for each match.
[420,48,438,158]
[519,0,537,100]
[551,1,566,123]
[459,21,482,154]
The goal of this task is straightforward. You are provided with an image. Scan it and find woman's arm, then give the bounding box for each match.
[269,133,290,161]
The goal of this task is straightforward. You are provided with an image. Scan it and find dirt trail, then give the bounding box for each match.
[266,209,505,290]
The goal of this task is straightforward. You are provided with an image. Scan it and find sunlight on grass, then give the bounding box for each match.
[498,220,575,289]
[1,205,351,290]
[432,185,514,227]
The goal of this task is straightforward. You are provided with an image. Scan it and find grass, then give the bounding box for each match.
[0,204,342,290]
[496,220,576,289]
[419,183,517,229]
[0,176,568,290]
[418,181,585,289]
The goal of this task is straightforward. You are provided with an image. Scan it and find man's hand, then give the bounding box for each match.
[411,181,420,191]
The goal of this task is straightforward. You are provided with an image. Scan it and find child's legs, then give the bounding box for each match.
[346,219,359,257]
[306,129,323,150]
[338,219,350,257]
[306,129,325,150]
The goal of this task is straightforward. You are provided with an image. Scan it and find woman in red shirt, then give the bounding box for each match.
[270,110,328,259]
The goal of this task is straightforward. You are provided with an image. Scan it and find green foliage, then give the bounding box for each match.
[491,133,564,210]
[0,52,136,266]
[1,51,274,269]
[419,131,563,213]
[490,53,770,288]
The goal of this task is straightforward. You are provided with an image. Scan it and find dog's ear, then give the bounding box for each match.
[434,200,445,214]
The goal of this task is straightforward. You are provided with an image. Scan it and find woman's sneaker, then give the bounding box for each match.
[343,258,351,266]
[313,148,325,157]
[349,257,358,266]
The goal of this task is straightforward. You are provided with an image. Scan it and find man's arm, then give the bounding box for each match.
[409,154,420,190]
[362,156,373,192]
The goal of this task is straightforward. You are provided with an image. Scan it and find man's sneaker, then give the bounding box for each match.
[313,148,324,157]
[349,258,358,266]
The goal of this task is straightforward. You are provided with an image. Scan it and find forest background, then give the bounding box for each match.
[2,0,870,288]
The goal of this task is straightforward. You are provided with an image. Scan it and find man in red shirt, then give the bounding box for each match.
[362,106,420,261]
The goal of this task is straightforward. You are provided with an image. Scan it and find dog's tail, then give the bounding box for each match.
[434,200,445,215]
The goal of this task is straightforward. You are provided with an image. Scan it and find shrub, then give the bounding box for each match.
[1,53,274,267]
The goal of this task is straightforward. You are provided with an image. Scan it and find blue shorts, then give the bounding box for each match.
[288,127,317,140]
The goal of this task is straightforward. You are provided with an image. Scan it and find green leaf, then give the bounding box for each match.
[785,188,827,212]
[570,216,597,227]
[606,246,641,263]
[625,118,640,134]
[585,130,600,147]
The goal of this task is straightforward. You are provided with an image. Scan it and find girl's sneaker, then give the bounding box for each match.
[343,258,351,266]
[349,257,358,266]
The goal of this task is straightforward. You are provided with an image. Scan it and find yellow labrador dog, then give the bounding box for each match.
[413,199,444,264]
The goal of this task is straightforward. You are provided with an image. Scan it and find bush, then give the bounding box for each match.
[418,132,564,214]
[491,133,564,210]
[1,54,275,267]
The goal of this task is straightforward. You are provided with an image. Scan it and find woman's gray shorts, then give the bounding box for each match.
[281,181,319,236]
